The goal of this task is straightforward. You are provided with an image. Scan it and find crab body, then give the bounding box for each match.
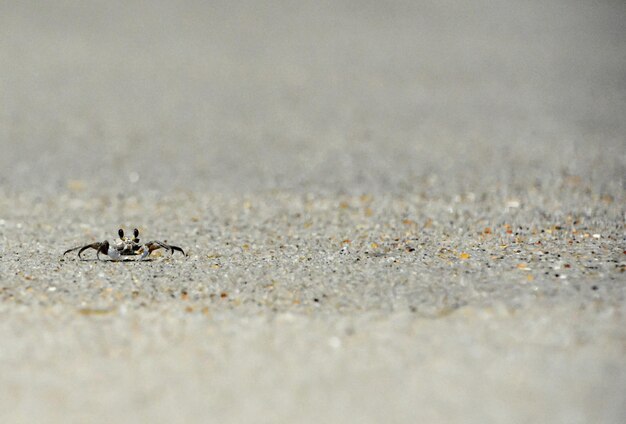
[63,228,185,261]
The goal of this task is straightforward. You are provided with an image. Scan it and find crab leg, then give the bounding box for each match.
[63,241,110,260]
[141,240,186,259]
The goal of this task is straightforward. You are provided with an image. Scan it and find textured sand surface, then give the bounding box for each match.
[1,1,625,423]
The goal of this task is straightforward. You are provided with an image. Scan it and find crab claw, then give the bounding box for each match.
[96,240,119,260]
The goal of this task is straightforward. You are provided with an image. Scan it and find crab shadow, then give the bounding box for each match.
[64,258,155,262]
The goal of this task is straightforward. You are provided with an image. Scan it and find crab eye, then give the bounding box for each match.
[118,229,124,238]
[134,228,139,238]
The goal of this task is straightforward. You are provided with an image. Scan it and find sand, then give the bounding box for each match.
[0,1,625,423]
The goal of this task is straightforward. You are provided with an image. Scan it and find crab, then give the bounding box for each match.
[63,228,185,261]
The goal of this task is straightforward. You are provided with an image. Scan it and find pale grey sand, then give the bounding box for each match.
[0,1,625,423]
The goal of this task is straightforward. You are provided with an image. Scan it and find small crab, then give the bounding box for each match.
[63,228,185,261]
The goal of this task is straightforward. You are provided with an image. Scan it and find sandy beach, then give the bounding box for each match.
[1,1,625,422]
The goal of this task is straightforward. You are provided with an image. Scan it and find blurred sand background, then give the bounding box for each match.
[0,1,625,423]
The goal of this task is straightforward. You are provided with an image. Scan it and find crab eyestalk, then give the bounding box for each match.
[118,228,124,239]
[133,228,140,242]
